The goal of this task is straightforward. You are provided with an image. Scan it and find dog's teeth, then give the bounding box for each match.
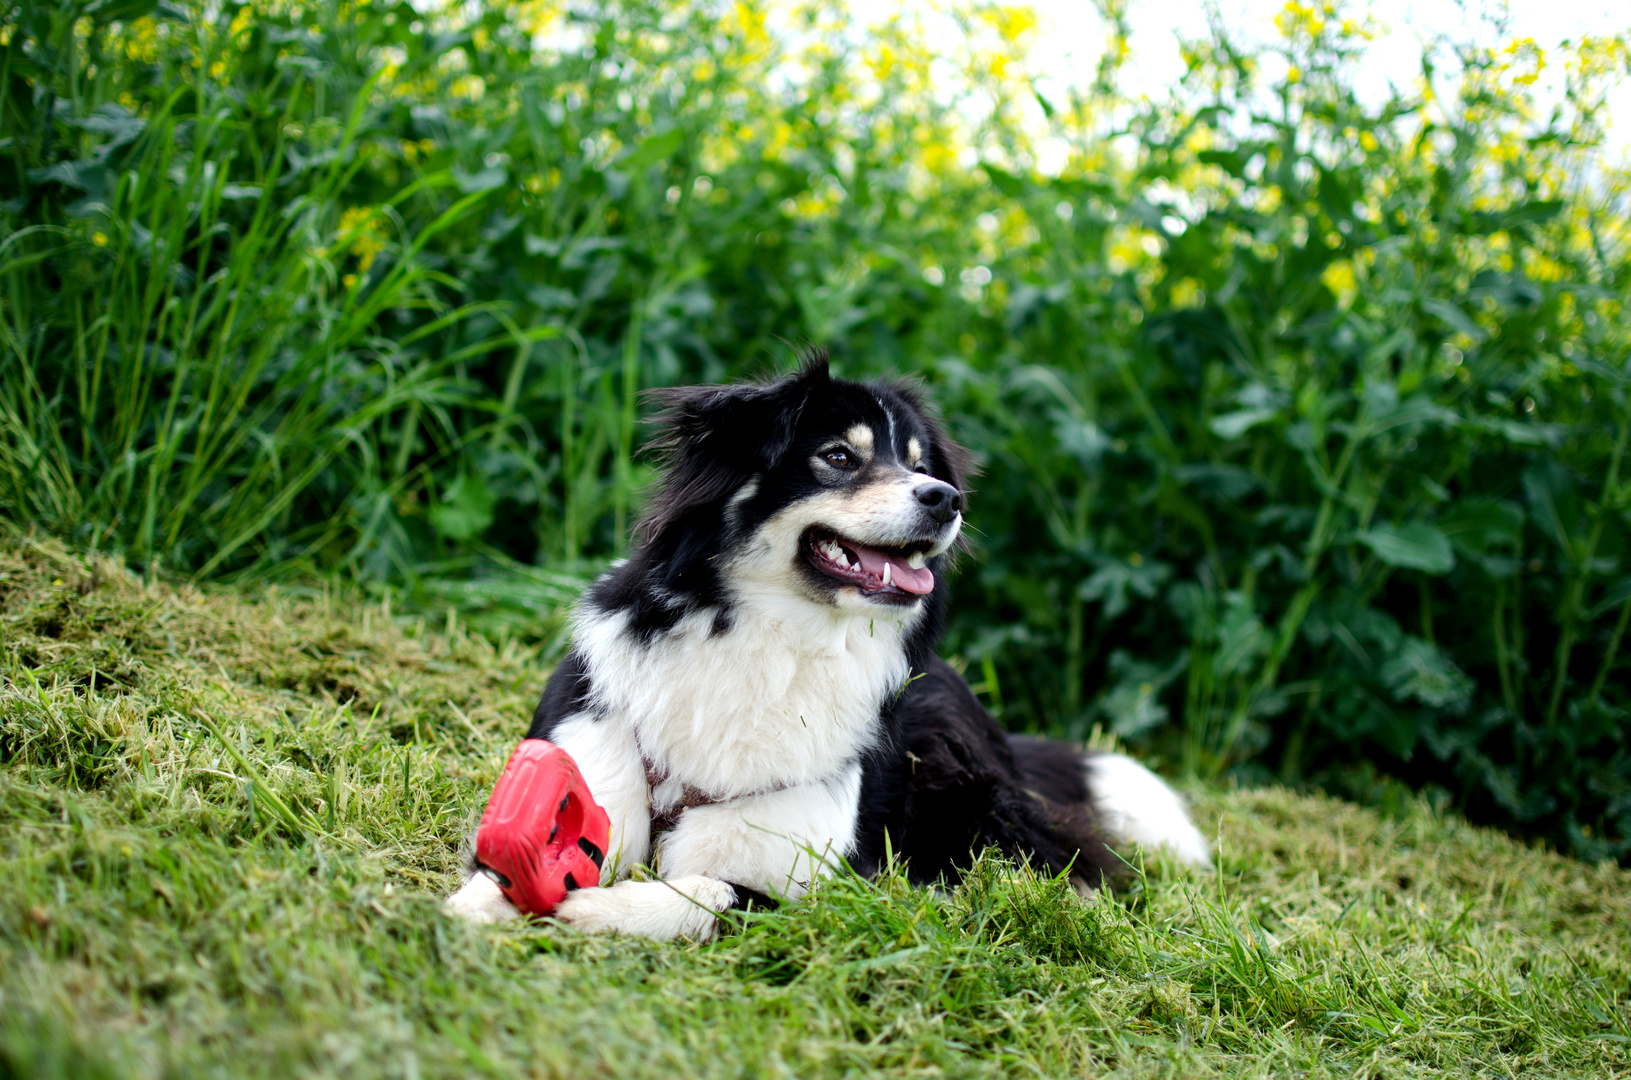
[881,562,892,586]
[907,552,926,570]
[821,540,855,569]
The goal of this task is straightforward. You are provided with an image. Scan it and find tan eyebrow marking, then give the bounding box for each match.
[907,437,923,465]
[845,424,876,453]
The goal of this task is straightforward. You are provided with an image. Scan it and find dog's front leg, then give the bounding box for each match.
[553,765,861,940]
[550,874,740,940]
[445,713,651,923]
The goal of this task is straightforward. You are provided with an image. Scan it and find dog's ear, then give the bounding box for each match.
[647,378,808,472]
[636,363,822,545]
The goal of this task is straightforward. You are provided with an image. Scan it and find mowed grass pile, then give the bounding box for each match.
[0,536,1627,1078]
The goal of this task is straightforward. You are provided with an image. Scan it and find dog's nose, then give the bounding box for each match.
[915,481,963,524]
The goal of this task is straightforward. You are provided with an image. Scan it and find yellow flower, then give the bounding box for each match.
[338,207,387,272]
[1275,1,1324,40]
[1170,277,1205,308]
[866,43,897,82]
[92,232,108,246]
[1321,259,1357,307]
[516,0,563,35]
[980,4,1037,44]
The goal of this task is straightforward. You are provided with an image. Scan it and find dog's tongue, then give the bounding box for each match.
[853,544,935,595]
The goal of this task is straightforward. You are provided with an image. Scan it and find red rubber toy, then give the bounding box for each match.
[474,739,611,918]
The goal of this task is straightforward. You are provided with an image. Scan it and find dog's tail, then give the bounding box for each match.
[1008,738,1212,869]
[1082,752,1212,868]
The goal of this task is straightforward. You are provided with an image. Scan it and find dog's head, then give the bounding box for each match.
[637,352,971,616]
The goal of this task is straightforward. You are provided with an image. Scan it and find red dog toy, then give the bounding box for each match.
[474,739,611,917]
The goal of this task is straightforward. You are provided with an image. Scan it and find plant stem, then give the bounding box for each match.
[1545,404,1630,727]
[1418,572,1435,645]
[1492,581,1517,716]
[1587,597,1631,704]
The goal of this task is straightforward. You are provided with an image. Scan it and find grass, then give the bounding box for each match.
[1,533,1628,1079]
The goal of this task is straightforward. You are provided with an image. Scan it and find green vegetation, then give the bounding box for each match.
[3,0,1631,1067]
[1,537,1627,1077]
[6,0,1629,857]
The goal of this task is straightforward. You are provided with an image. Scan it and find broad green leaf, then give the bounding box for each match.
[1368,396,1459,435]
[1214,591,1270,676]
[1381,637,1475,712]
[1588,576,1631,620]
[430,473,495,541]
[1054,415,1112,467]
[452,164,507,193]
[1470,199,1564,233]
[1437,498,1524,554]
[981,163,1028,198]
[1421,298,1485,342]
[1209,407,1278,440]
[1355,522,1456,575]
[621,127,684,168]
[1522,461,1577,557]
[1098,650,1188,739]
[1078,558,1172,619]
[1175,463,1261,500]
[1481,418,1570,447]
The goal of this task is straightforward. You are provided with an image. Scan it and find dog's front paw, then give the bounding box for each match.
[554,875,735,941]
[444,872,522,924]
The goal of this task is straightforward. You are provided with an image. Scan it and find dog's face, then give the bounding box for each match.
[640,356,969,616]
[761,378,965,612]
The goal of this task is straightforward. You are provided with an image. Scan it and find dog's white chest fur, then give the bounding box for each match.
[576,594,912,797]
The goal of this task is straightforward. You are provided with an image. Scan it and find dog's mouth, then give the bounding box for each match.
[804,527,935,601]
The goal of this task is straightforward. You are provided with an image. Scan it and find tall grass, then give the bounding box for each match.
[4,0,1631,859]
[0,0,536,579]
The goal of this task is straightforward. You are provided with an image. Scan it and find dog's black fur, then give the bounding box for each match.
[852,661,1116,885]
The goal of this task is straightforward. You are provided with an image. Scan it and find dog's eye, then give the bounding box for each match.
[824,449,853,468]
[913,464,929,474]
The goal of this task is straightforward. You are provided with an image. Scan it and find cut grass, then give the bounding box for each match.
[1,534,1627,1079]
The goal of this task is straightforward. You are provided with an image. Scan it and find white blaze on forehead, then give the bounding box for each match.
[907,437,922,466]
[844,424,875,454]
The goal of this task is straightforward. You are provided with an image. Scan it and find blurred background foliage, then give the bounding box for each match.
[4,0,1631,860]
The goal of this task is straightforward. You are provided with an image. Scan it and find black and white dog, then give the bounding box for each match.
[446,355,1209,938]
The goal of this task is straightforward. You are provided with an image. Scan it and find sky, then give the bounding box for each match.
[1027,0,1631,158]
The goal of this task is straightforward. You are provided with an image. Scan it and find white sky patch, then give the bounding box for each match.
[1026,0,1631,160]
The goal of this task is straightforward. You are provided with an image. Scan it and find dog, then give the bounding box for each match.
[445,354,1210,939]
